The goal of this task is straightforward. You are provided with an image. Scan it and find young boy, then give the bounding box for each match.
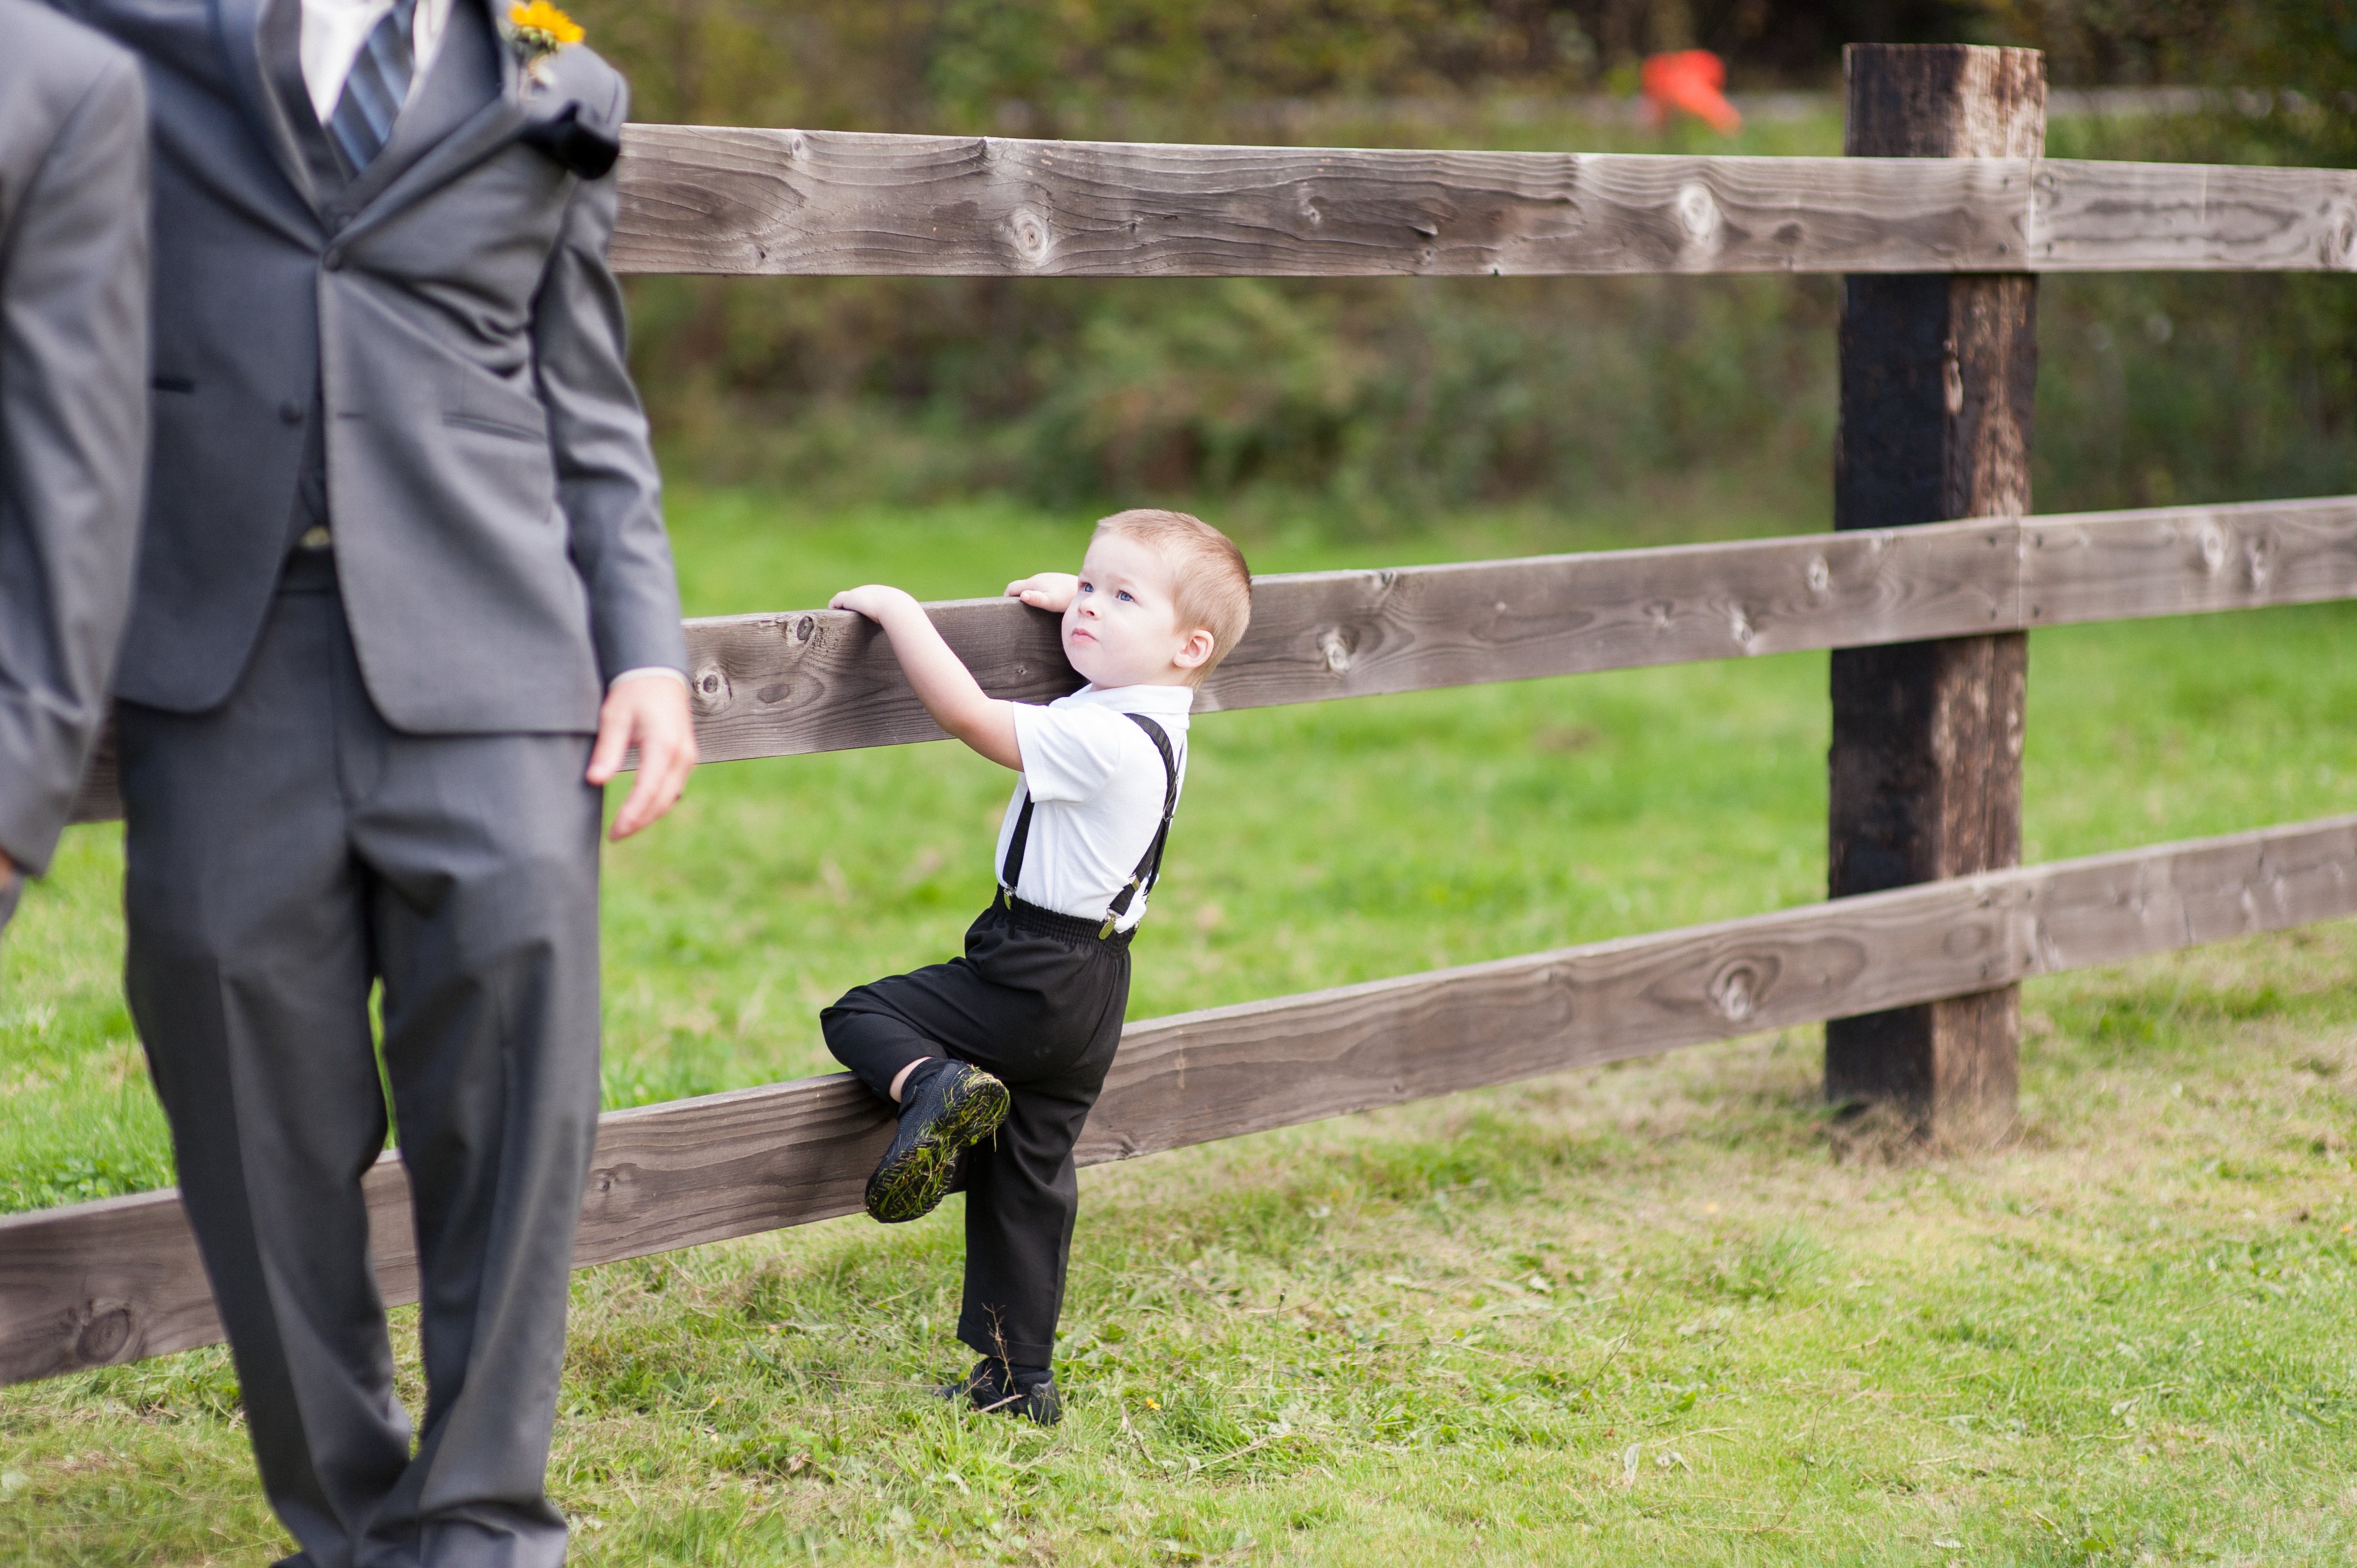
[822,508,1252,1426]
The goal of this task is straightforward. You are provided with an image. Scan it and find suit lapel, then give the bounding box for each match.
[212,0,325,217]
[339,0,535,233]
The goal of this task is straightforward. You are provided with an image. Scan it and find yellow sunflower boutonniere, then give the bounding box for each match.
[503,1,585,85]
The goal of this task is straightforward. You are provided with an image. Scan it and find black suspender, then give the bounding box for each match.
[1100,715,1180,937]
[999,713,1181,939]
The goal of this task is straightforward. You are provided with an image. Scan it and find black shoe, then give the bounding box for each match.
[864,1061,1010,1224]
[935,1358,1061,1426]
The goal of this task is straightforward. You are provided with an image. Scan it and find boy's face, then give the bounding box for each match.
[1063,532,1206,688]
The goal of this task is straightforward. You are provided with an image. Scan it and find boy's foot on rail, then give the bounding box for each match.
[937,1358,1061,1426]
[865,1060,1010,1224]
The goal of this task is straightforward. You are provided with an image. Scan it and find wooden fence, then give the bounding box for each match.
[605,126,2357,278]
[10,44,2357,1387]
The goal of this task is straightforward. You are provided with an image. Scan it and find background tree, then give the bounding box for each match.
[574,0,2357,532]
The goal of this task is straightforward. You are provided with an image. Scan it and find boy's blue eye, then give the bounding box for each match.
[1116,589,1134,602]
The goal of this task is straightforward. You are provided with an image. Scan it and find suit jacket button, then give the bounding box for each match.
[280,401,305,425]
[323,248,345,271]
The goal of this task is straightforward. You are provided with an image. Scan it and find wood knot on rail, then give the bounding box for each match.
[2197,519,2229,576]
[68,1302,136,1368]
[1708,957,1777,1024]
[1318,629,1355,675]
[1675,183,1722,252]
[585,1163,644,1220]
[1005,207,1055,267]
[2323,199,2357,270]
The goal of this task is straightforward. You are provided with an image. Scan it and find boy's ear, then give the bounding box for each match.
[1173,628,1216,670]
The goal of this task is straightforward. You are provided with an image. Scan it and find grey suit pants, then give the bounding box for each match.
[119,549,603,1568]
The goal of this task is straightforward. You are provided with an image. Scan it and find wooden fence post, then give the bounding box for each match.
[1826,44,2045,1144]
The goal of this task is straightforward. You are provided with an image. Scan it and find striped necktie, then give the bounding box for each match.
[326,0,420,174]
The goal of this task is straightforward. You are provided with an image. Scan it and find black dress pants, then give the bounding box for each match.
[119,549,604,1568]
[822,897,1130,1366]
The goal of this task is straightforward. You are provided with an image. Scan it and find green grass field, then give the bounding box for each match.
[4,491,2357,1564]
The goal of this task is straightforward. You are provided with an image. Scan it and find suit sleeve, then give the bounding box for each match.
[0,48,150,876]
[529,77,688,689]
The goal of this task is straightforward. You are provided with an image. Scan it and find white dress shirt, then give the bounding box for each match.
[997,682,1192,932]
[299,0,456,124]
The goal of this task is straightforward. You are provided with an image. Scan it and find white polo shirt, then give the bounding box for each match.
[996,682,1193,933]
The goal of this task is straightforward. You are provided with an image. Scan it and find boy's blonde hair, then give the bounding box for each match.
[1094,509,1252,685]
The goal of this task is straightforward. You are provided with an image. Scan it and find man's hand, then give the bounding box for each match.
[0,847,13,883]
[1005,572,1078,612]
[586,673,699,842]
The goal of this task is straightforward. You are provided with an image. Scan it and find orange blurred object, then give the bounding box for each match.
[1640,49,1743,136]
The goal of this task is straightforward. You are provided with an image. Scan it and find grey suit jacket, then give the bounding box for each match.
[59,0,686,734]
[0,0,149,875]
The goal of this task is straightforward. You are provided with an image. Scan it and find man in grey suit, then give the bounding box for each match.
[50,0,698,1561]
[0,0,150,941]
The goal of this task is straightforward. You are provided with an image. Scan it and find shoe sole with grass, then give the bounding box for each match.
[865,1069,1011,1224]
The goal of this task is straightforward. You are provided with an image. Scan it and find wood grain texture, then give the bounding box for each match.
[683,498,2357,755]
[682,519,2020,765]
[1189,522,2016,708]
[613,126,2040,278]
[9,813,2354,1385]
[608,125,2357,279]
[59,496,2357,824]
[1843,44,2046,162]
[2030,160,2357,273]
[1826,44,2041,1138]
[0,1080,900,1386]
[2022,497,2357,622]
[683,599,1078,764]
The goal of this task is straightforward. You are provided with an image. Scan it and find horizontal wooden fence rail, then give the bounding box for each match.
[611,126,2357,278]
[680,496,2357,765]
[64,493,2357,822]
[5,812,2353,1386]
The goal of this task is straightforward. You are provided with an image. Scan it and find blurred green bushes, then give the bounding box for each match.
[579,0,2357,527]
[627,269,1846,528]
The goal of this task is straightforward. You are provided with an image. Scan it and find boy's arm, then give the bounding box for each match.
[831,586,1023,771]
